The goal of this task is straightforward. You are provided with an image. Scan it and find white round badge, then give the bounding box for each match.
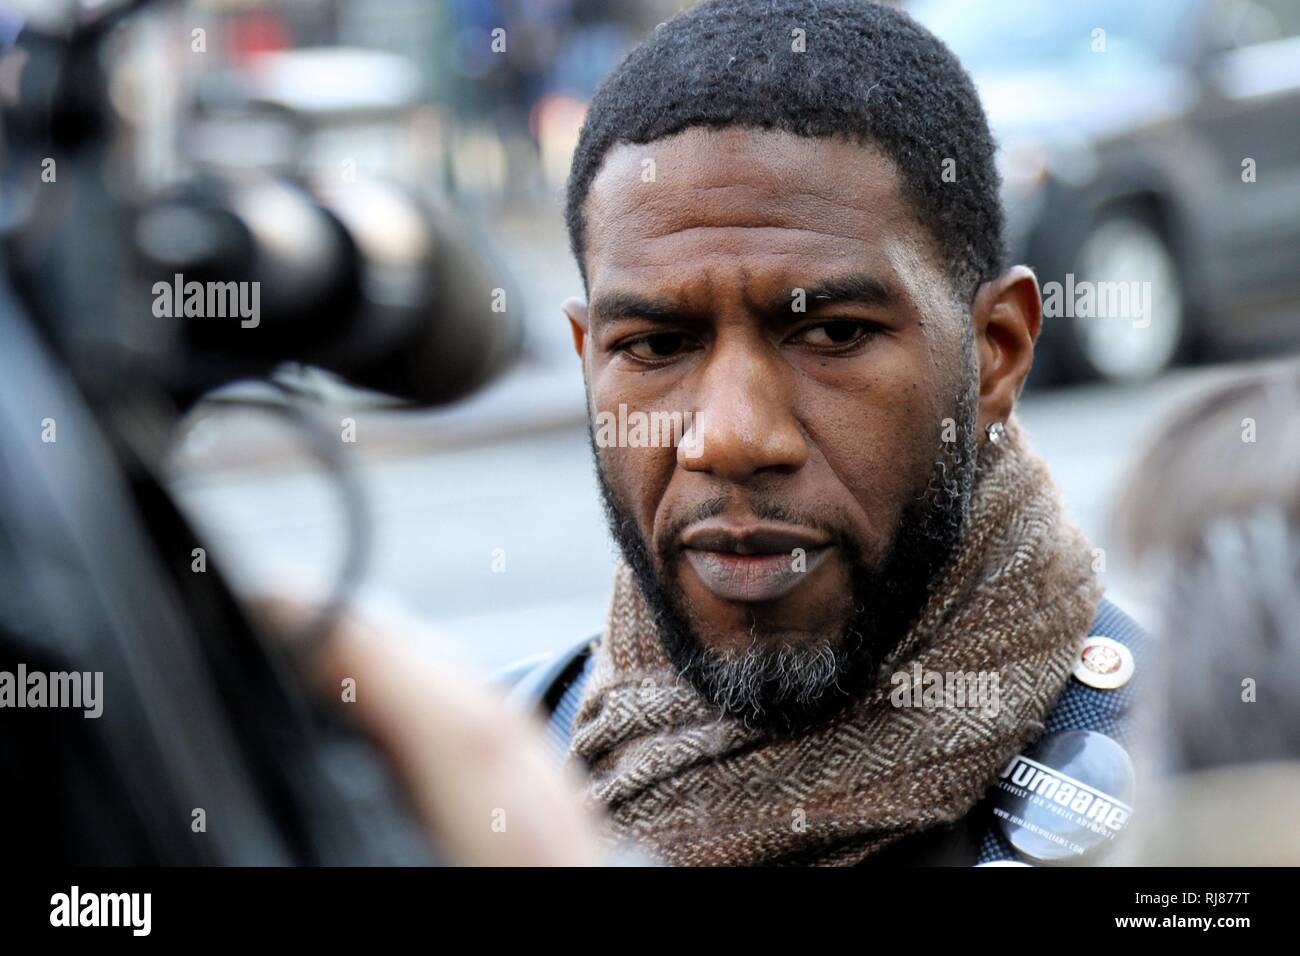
[1072,635,1134,690]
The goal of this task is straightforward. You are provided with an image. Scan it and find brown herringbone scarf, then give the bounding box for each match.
[567,417,1100,866]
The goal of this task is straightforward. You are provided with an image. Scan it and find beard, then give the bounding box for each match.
[590,347,980,735]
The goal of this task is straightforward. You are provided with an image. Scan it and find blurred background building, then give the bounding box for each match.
[156,0,1299,672]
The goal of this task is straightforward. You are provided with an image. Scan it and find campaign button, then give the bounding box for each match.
[1072,635,1134,690]
[993,730,1135,864]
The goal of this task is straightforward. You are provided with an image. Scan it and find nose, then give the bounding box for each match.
[679,335,809,481]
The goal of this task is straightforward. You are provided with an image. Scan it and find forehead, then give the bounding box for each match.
[581,126,946,305]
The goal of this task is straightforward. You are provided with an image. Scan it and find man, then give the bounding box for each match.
[1112,363,1300,864]
[509,0,1147,866]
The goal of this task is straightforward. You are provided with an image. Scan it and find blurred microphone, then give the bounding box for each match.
[132,175,522,407]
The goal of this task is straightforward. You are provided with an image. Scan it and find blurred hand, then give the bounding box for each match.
[251,595,608,866]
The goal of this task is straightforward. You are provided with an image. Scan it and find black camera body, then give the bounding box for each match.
[0,1,515,865]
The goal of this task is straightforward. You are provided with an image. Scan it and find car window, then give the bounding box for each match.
[1219,0,1300,46]
[907,0,1198,71]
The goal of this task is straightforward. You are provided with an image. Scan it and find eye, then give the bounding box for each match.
[620,332,692,362]
[791,320,881,350]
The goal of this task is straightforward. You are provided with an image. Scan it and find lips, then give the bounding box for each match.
[680,521,833,603]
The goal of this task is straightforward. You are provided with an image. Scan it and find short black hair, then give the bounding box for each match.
[565,0,1005,303]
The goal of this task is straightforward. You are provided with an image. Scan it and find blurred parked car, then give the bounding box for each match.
[910,0,1300,384]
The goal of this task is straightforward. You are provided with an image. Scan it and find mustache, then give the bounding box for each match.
[655,495,857,561]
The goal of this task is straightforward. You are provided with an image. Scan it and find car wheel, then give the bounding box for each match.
[1058,213,1186,383]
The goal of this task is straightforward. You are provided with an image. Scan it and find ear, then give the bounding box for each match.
[562,296,589,359]
[970,265,1041,437]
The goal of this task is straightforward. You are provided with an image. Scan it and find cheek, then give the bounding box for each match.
[591,384,679,537]
[600,446,678,545]
[804,353,947,538]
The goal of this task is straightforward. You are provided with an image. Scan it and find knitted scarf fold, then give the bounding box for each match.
[566,417,1101,866]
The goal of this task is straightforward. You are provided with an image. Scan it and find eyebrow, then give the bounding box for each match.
[589,291,695,328]
[588,272,897,329]
[785,273,895,311]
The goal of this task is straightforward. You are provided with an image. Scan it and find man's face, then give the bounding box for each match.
[571,127,978,730]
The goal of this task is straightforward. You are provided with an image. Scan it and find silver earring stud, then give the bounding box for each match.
[986,421,1005,445]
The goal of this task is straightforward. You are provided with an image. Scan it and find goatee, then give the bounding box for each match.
[590,356,979,734]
